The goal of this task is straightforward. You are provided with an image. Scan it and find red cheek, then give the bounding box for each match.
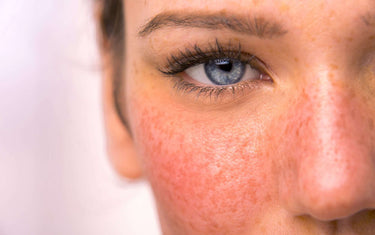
[129,98,275,233]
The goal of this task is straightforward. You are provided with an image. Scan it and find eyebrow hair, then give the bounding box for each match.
[138,12,288,38]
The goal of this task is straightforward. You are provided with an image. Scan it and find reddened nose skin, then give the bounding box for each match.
[274,77,375,221]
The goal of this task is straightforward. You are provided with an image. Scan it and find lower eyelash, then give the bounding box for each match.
[172,76,266,100]
[173,79,227,98]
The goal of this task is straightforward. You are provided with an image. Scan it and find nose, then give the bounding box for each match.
[276,71,375,221]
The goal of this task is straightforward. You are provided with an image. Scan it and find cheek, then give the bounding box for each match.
[129,96,276,233]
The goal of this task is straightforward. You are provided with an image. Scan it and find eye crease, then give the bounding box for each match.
[158,39,272,99]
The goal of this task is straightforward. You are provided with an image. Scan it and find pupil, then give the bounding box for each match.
[218,62,232,72]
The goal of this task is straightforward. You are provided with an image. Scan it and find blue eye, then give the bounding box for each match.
[204,59,245,85]
[185,58,261,86]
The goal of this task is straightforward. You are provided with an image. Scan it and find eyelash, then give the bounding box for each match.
[158,40,272,99]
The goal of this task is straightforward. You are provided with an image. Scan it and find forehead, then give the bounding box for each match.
[125,0,375,67]
[126,0,375,32]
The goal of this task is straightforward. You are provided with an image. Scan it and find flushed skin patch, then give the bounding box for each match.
[104,0,375,234]
[129,89,274,234]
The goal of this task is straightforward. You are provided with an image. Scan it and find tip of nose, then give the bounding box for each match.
[300,192,374,221]
[307,206,361,222]
[287,150,375,222]
[300,209,375,228]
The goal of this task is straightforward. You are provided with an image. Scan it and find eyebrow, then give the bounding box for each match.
[138,12,288,38]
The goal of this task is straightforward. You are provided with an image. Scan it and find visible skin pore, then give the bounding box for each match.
[102,0,375,234]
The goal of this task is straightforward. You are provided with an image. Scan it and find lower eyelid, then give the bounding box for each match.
[170,76,271,107]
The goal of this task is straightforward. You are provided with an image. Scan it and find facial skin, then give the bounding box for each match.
[102,0,375,234]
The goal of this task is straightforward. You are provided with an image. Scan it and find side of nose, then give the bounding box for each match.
[277,73,375,221]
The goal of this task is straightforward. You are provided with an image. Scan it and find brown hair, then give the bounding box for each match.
[98,0,129,130]
[98,0,123,54]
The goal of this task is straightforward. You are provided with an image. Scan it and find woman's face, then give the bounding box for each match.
[105,0,375,234]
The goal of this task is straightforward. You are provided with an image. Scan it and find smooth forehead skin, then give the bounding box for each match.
[120,0,375,234]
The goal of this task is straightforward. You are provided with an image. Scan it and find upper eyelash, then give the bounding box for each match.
[158,39,263,75]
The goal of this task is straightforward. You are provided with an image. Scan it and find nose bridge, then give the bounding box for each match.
[302,75,365,189]
[307,73,363,163]
[279,68,375,221]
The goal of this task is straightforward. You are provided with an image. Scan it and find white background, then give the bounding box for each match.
[0,0,160,234]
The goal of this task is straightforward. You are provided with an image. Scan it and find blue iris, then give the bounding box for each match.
[204,58,246,85]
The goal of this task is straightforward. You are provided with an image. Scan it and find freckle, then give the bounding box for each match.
[260,225,266,233]
[346,36,353,42]
[369,118,374,130]
[252,0,260,6]
[264,193,271,202]
[218,9,227,15]
[330,64,338,70]
[346,89,356,101]
[254,217,261,225]
[329,10,335,18]
[148,37,155,50]
[279,2,290,12]
[294,57,299,62]
[132,61,139,75]
[328,72,334,79]
[211,222,219,229]
[369,35,375,40]
[295,126,300,138]
[188,221,199,232]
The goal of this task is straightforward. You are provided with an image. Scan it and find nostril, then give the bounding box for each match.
[336,209,375,230]
[304,201,367,222]
[294,209,375,234]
